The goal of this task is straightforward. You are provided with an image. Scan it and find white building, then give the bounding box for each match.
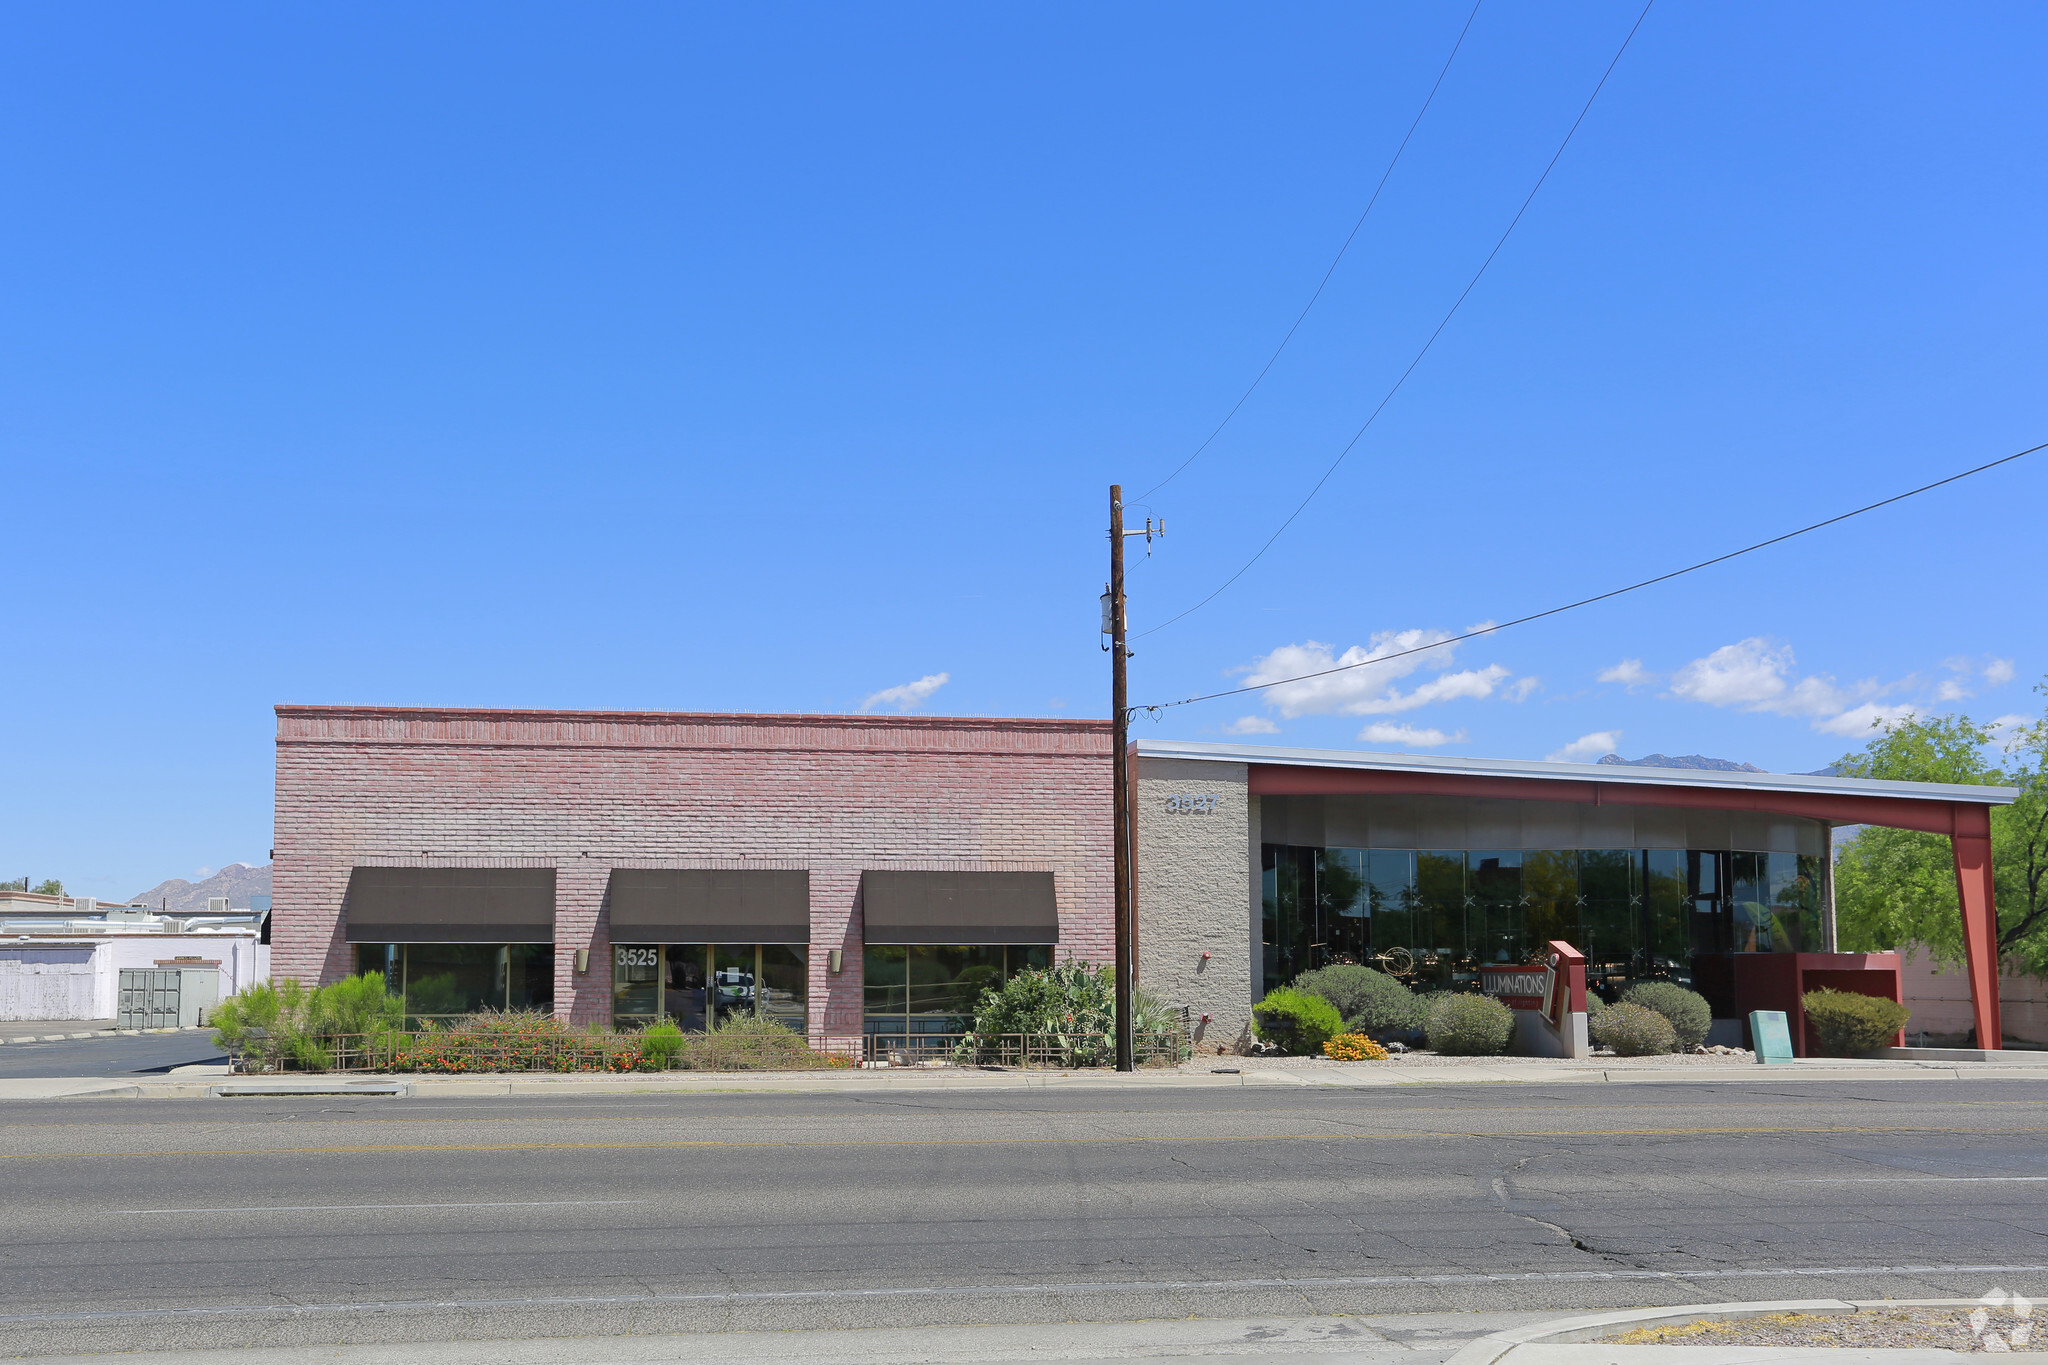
[0,893,268,1025]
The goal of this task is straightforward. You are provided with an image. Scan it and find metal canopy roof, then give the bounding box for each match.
[1136,739,2019,807]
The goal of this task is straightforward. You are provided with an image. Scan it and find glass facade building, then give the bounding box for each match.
[1256,791,1831,1011]
[1263,845,1824,997]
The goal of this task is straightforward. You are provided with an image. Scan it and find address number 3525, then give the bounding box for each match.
[1164,794,1220,815]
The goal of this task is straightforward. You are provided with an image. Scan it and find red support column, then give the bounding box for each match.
[1951,803,2003,1050]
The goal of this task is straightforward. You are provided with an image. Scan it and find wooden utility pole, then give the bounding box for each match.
[1106,485,1159,1072]
[1109,484,1133,1072]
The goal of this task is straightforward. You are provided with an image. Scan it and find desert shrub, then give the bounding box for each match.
[1291,965,1422,1039]
[1424,991,1515,1055]
[286,1033,333,1070]
[640,1020,684,1067]
[1591,1001,1678,1056]
[687,1012,821,1069]
[213,978,330,1070]
[1252,987,1343,1055]
[1803,988,1911,1056]
[210,979,292,1050]
[1322,1032,1389,1061]
[309,972,406,1037]
[1619,981,1711,1050]
[970,961,1114,1037]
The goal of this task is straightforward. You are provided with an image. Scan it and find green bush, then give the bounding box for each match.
[1803,988,1910,1056]
[1591,1001,1678,1056]
[1291,965,1423,1039]
[1252,987,1343,1055]
[215,976,396,1071]
[1619,981,1711,1050]
[640,1020,684,1066]
[969,961,1114,1036]
[1424,991,1515,1056]
[310,971,407,1036]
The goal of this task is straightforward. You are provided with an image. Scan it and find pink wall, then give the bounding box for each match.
[1899,948,2048,1046]
[272,707,1113,1041]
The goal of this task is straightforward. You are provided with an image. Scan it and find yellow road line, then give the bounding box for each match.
[5,1124,2046,1159]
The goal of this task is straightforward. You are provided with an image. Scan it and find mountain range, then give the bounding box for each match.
[128,862,272,915]
[1597,752,1765,773]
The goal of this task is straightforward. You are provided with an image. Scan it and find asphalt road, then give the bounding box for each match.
[0,1032,226,1078]
[3,1079,2046,1357]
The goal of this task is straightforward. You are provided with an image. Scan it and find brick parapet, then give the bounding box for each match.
[273,706,1113,1040]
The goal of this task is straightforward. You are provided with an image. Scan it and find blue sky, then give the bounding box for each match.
[4,3,2042,899]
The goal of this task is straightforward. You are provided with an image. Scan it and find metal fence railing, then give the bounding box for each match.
[225,1028,1191,1075]
[863,1031,1191,1069]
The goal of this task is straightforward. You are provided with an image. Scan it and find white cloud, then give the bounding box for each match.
[1547,730,1623,763]
[1813,702,1921,738]
[1506,676,1541,703]
[1237,629,1518,721]
[1224,715,1280,735]
[194,866,216,879]
[1986,658,2017,686]
[859,672,950,714]
[1599,659,1654,690]
[1358,722,1465,747]
[1935,678,1972,702]
[1666,637,1867,720]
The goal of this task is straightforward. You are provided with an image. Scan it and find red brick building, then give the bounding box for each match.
[272,706,1113,1043]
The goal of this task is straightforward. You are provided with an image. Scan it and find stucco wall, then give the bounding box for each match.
[1135,757,1253,1050]
[1899,947,2048,1046]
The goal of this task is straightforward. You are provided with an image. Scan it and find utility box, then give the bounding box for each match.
[119,969,180,1028]
[118,966,220,1028]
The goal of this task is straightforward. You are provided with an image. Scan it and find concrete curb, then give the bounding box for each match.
[1444,1297,1992,1363]
[211,1081,412,1098]
[4,1057,2046,1100]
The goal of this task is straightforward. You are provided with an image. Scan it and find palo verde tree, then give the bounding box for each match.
[1833,681,2048,975]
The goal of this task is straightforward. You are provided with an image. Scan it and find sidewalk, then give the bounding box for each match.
[4,1051,2045,1100]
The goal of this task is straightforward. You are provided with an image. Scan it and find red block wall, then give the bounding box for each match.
[272,706,1114,1041]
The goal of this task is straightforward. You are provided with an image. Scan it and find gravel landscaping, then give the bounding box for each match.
[1176,1048,1759,1073]
[1606,1308,2038,1352]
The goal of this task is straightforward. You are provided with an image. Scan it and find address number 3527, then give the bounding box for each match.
[1163,794,1220,815]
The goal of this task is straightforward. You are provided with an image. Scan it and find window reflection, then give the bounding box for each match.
[612,943,806,1033]
[1260,842,1830,1001]
[862,945,1055,1039]
[350,943,553,1018]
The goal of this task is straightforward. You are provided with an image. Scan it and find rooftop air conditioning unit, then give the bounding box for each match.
[207,897,230,915]
[73,897,97,916]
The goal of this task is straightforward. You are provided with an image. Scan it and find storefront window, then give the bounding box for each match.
[863,944,1054,1038]
[612,943,805,1033]
[350,943,553,1018]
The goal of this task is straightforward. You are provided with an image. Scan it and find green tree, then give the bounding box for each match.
[1833,684,2048,975]
[32,879,63,897]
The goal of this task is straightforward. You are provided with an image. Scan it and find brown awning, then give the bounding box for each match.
[344,867,555,944]
[607,869,810,944]
[860,871,1059,945]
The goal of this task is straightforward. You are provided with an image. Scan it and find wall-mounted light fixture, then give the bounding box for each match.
[574,949,590,975]
[827,949,844,974]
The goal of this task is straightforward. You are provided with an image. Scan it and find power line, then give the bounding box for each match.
[1138,0,1654,640]
[1135,0,1486,505]
[1134,438,2048,716]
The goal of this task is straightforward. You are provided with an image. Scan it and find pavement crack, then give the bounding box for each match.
[1488,1153,1623,1260]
